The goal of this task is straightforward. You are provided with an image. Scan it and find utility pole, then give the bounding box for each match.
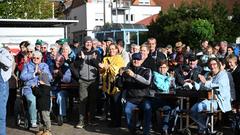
[49,0,63,19]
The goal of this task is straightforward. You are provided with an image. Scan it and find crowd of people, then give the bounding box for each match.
[0,36,239,135]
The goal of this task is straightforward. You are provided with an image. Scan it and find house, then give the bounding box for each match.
[64,0,161,42]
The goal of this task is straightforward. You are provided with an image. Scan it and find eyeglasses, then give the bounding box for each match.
[209,63,217,66]
[159,66,167,69]
[41,47,47,49]
[33,57,40,60]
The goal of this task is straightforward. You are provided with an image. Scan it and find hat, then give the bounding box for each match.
[35,39,43,45]
[175,41,185,48]
[132,52,142,60]
[39,72,51,86]
[166,44,172,48]
[104,37,113,42]
[188,54,197,61]
[56,38,68,45]
[83,36,92,43]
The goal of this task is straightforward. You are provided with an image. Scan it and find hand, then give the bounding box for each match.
[184,79,193,83]
[119,68,125,76]
[35,64,41,75]
[126,69,135,77]
[98,63,104,69]
[198,74,206,84]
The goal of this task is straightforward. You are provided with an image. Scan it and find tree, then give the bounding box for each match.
[0,0,60,19]
[147,0,240,48]
[190,19,214,47]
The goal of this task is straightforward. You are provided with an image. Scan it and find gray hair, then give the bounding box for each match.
[32,51,42,58]
[27,44,35,51]
[50,44,59,52]
[62,44,71,54]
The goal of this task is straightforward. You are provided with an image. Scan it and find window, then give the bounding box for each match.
[131,14,134,21]
[126,14,129,21]
[95,13,103,21]
[139,0,150,5]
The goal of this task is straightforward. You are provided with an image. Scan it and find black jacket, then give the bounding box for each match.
[32,85,51,111]
[116,65,152,104]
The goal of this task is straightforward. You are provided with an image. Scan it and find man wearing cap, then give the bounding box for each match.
[175,41,185,65]
[74,36,101,128]
[35,39,43,51]
[116,52,152,135]
[0,47,14,135]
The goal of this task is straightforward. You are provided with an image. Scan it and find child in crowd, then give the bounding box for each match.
[32,72,52,135]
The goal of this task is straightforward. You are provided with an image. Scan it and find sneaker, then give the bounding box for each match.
[76,121,85,129]
[42,130,52,135]
[31,123,38,128]
[35,131,44,135]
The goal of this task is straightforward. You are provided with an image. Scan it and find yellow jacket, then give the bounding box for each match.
[101,55,125,95]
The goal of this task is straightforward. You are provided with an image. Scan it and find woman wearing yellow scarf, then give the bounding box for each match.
[99,43,125,127]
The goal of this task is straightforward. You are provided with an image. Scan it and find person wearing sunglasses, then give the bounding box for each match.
[20,51,52,128]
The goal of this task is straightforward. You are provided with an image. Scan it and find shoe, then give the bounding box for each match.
[31,123,38,128]
[35,131,44,135]
[88,121,99,126]
[76,121,85,129]
[42,130,52,135]
[57,115,63,126]
[63,116,68,123]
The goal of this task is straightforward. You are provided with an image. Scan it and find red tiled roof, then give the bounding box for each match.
[136,14,158,26]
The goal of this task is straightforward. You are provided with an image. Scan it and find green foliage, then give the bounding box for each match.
[190,19,214,47]
[148,1,240,48]
[0,0,56,19]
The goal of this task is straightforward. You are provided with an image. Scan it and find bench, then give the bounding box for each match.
[60,83,79,90]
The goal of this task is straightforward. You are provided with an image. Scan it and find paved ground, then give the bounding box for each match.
[7,116,130,135]
[7,114,235,135]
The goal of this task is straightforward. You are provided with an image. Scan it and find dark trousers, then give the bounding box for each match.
[78,79,97,122]
[109,92,122,126]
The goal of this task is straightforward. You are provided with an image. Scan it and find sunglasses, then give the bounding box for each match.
[41,47,47,49]
[33,57,40,60]
[28,51,33,53]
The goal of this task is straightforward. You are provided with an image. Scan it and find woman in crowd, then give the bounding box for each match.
[99,43,125,127]
[192,58,232,134]
[20,51,52,128]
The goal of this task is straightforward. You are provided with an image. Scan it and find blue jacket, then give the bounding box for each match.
[153,71,171,93]
[196,70,232,113]
[20,61,52,96]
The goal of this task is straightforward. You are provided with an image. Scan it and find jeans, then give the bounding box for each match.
[151,98,173,131]
[190,99,218,133]
[25,93,37,125]
[125,100,152,135]
[56,91,68,116]
[0,81,9,135]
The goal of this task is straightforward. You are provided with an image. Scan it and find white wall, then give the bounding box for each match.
[66,1,161,37]
[0,27,64,44]
[119,5,160,23]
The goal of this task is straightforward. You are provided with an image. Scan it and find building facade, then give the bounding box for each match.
[65,0,161,42]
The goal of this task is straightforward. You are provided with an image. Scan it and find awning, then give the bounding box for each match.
[0,19,79,27]
[93,23,148,33]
